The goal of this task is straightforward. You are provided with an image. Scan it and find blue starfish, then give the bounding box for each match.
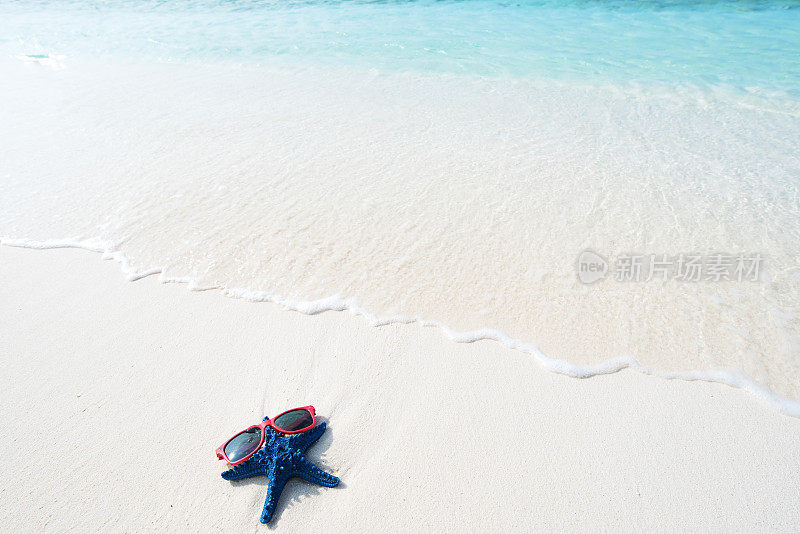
[221,417,340,523]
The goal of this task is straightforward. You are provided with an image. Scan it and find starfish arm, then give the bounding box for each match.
[288,422,326,450]
[221,460,262,481]
[295,457,340,488]
[261,471,290,524]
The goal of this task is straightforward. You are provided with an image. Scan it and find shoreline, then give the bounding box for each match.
[2,245,800,530]
[3,237,799,420]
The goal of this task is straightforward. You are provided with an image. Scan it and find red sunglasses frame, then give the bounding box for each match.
[215,405,317,466]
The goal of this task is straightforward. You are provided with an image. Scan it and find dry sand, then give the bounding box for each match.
[2,245,799,531]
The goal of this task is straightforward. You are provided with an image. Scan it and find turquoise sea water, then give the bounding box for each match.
[2,0,800,93]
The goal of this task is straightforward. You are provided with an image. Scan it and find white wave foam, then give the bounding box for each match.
[4,236,800,419]
[0,237,217,291]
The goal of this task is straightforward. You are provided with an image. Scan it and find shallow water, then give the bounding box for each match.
[2,1,800,412]
[3,0,800,92]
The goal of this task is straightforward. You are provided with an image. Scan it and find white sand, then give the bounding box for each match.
[2,245,800,531]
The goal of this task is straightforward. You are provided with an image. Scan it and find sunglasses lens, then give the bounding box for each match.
[224,427,262,463]
[273,408,314,432]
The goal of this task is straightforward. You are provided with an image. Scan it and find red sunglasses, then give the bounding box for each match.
[216,406,317,466]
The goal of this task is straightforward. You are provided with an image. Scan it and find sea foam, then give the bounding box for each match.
[3,235,800,419]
